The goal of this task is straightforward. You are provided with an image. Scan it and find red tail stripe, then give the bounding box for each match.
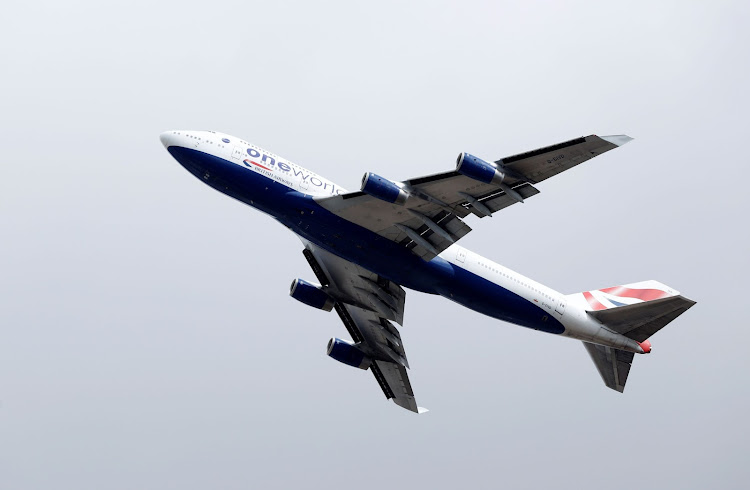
[582,291,608,311]
[599,286,669,301]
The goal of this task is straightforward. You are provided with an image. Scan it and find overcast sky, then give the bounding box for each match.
[2,1,749,489]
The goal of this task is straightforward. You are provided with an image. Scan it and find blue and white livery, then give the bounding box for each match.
[160,130,695,413]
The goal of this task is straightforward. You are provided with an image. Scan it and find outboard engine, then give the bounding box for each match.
[289,279,334,311]
[360,172,409,205]
[327,338,372,370]
[456,153,524,203]
[456,152,507,185]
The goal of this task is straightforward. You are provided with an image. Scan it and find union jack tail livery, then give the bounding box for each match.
[580,280,678,311]
[569,280,695,392]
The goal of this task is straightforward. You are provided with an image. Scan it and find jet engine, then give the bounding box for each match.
[456,152,506,185]
[360,172,408,205]
[327,338,372,369]
[289,279,334,311]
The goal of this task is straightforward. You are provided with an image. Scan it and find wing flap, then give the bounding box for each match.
[479,182,541,214]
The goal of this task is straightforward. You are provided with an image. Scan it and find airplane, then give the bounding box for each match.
[160,130,695,413]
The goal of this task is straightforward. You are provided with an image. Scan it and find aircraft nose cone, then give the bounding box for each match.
[160,131,176,149]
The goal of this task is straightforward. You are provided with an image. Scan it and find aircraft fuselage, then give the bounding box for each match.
[161,130,648,354]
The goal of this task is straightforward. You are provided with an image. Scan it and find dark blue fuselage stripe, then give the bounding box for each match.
[168,147,564,334]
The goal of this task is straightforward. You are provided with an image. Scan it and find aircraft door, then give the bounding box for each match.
[555,299,566,316]
[231,146,245,160]
[456,247,466,263]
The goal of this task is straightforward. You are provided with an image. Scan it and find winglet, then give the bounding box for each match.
[417,407,429,414]
[599,134,634,147]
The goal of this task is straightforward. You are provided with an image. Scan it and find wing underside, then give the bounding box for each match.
[302,242,426,413]
[316,135,630,261]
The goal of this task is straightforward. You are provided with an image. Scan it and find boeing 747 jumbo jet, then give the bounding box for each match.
[160,130,695,413]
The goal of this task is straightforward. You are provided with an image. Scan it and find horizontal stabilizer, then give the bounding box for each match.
[574,280,696,342]
[588,295,696,342]
[583,342,635,393]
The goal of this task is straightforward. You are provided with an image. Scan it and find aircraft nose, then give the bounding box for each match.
[159,131,178,149]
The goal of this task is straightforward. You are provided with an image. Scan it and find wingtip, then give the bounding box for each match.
[599,134,634,147]
[417,407,429,414]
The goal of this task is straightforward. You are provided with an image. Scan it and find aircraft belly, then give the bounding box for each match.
[170,147,563,334]
[289,201,453,294]
[166,147,441,292]
[168,146,289,217]
[435,266,565,334]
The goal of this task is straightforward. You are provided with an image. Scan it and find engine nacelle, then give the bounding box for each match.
[289,279,334,311]
[327,338,372,369]
[361,172,408,205]
[456,152,506,185]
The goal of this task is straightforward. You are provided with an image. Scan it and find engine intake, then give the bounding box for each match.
[289,279,334,311]
[327,338,372,369]
[361,172,408,205]
[456,152,506,185]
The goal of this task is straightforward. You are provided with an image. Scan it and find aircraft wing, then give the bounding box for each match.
[315,135,631,261]
[302,241,427,413]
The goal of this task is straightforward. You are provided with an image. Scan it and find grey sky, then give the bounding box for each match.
[2,1,748,488]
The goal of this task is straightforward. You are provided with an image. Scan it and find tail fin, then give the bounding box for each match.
[572,280,696,392]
